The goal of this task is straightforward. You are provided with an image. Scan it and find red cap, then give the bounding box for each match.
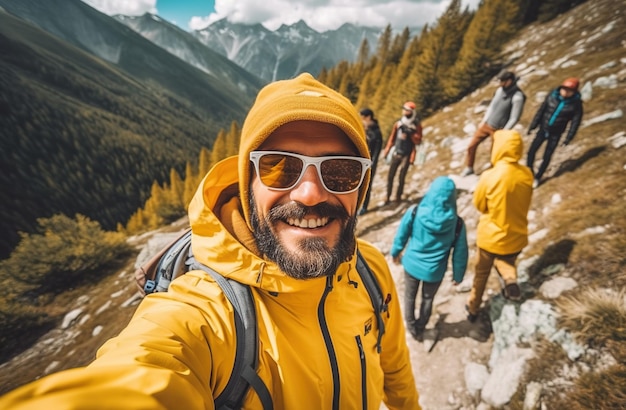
[402,101,416,111]
[561,77,580,91]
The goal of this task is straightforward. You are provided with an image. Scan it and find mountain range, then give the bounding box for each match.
[117,14,383,82]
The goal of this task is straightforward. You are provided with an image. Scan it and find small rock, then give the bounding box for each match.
[523,382,543,410]
[61,308,83,329]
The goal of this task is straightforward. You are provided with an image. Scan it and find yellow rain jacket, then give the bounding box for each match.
[473,130,533,254]
[0,156,420,410]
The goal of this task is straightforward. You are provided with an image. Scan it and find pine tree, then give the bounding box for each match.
[198,147,211,179]
[388,27,411,65]
[226,121,240,157]
[210,129,227,167]
[446,0,521,98]
[385,34,423,118]
[356,38,371,64]
[168,168,184,209]
[317,67,329,83]
[183,161,197,209]
[376,25,393,65]
[415,0,470,113]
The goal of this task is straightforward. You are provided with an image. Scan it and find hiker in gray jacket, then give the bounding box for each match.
[461,71,526,176]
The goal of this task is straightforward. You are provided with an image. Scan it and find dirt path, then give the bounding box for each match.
[357,173,493,409]
[391,263,493,409]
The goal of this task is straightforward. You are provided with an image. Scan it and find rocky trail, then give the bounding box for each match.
[357,172,495,410]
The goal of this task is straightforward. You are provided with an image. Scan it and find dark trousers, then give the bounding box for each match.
[387,154,411,201]
[404,271,442,331]
[361,158,379,211]
[527,129,562,180]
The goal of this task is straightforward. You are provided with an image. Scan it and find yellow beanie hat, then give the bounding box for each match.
[238,73,369,229]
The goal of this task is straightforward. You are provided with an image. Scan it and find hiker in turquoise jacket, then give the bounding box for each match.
[391,176,468,339]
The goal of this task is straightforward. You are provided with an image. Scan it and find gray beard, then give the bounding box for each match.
[249,191,357,279]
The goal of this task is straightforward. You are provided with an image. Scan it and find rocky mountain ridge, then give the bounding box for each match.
[191,18,383,82]
[116,14,384,82]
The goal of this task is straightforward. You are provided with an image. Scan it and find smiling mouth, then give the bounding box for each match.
[286,216,330,228]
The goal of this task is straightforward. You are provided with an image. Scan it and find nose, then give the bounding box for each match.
[289,164,329,206]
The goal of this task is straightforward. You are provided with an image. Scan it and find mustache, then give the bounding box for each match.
[267,201,350,222]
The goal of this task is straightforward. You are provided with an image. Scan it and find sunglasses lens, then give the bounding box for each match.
[258,153,303,189]
[320,158,364,193]
[255,152,366,193]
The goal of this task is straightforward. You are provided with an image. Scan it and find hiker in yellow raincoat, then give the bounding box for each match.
[466,129,533,321]
[0,74,421,410]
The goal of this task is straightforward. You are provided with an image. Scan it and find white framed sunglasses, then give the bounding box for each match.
[249,151,371,194]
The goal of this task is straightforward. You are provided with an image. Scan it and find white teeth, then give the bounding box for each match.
[287,217,329,228]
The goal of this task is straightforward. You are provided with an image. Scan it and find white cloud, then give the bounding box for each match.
[82,0,157,16]
[200,0,450,32]
[80,0,481,32]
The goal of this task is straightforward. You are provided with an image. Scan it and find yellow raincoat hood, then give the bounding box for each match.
[474,130,533,254]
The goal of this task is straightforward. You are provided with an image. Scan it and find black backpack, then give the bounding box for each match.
[394,120,419,157]
[135,229,387,409]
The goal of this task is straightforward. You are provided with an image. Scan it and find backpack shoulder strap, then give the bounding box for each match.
[190,262,272,410]
[141,229,192,295]
[356,250,388,353]
[139,230,272,409]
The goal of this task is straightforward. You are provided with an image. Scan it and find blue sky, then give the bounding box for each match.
[81,0,480,32]
[156,0,215,29]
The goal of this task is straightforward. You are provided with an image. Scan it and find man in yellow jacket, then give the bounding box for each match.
[466,130,533,322]
[0,74,421,409]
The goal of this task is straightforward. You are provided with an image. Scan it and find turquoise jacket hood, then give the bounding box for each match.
[391,176,468,283]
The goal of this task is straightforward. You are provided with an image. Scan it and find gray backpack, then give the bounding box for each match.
[135,229,387,409]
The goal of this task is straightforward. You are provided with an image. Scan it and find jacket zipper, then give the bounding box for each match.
[319,275,340,410]
[355,335,367,410]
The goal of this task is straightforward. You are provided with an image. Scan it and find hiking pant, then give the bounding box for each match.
[467,248,520,315]
[387,153,411,201]
[404,271,442,331]
[527,129,562,181]
[361,157,379,211]
[466,123,497,168]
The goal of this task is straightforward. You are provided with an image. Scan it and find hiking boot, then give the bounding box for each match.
[503,283,522,301]
[460,167,474,177]
[410,324,424,341]
[465,304,478,323]
[532,178,540,189]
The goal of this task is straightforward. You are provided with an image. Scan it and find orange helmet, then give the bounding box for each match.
[562,77,580,91]
[402,101,416,111]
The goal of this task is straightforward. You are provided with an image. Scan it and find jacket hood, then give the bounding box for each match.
[416,176,457,234]
[238,73,369,230]
[491,129,523,164]
[187,156,355,293]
